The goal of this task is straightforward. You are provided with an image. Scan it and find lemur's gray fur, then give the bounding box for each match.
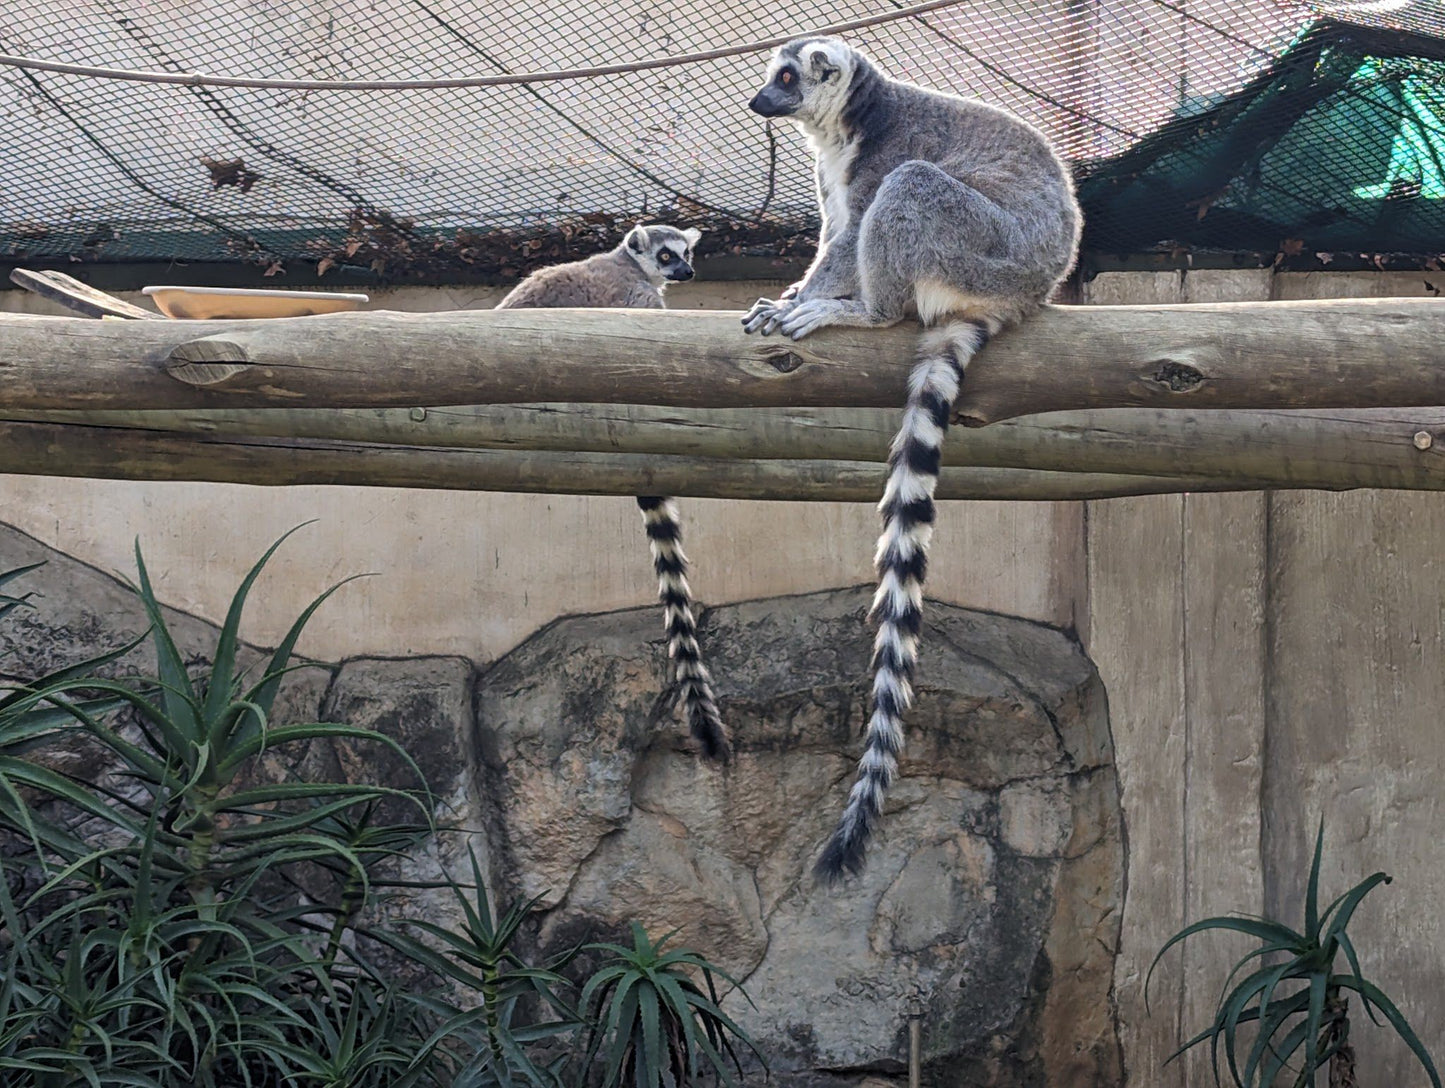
[497,224,729,762]
[743,38,1080,881]
[496,224,701,308]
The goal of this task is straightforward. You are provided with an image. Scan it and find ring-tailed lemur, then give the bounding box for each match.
[742,39,1080,881]
[496,224,729,761]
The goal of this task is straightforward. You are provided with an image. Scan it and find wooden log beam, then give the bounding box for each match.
[14,405,1445,492]
[0,299,1443,422]
[0,418,1281,502]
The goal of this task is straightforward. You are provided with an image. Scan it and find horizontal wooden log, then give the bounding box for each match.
[1,300,1443,422]
[0,419,1280,501]
[15,404,1445,491]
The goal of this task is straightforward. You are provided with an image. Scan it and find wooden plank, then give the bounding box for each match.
[1272,270,1445,301]
[1082,267,1189,1088]
[1085,493,1188,1088]
[1265,489,1445,1080]
[7,269,163,320]
[1179,493,1268,1088]
[1175,264,1272,1088]
[0,300,1444,419]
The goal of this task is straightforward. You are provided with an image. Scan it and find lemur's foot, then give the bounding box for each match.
[742,297,797,335]
[777,298,870,339]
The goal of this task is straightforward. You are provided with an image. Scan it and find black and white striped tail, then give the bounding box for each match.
[815,317,998,883]
[637,496,731,762]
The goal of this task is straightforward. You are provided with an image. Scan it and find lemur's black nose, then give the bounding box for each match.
[670,266,694,281]
[749,91,788,117]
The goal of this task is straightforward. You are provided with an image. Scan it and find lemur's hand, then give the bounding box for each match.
[777,298,848,339]
[741,297,797,336]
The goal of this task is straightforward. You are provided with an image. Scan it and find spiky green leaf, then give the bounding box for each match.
[1331,974,1442,1088]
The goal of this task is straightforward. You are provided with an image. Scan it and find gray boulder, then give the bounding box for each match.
[476,588,1124,1086]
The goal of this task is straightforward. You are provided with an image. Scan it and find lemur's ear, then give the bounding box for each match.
[625,226,648,253]
[682,228,701,246]
[807,50,840,83]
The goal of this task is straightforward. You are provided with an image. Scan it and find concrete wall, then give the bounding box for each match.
[3,268,1443,1084]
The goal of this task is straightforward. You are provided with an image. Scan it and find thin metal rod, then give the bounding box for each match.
[909,1016,922,1088]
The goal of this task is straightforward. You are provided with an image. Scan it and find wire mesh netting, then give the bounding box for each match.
[1,0,1443,279]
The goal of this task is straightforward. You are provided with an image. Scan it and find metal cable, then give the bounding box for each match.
[0,0,971,91]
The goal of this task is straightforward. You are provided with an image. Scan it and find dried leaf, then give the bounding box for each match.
[317,257,335,276]
[1186,185,1231,221]
[200,155,260,193]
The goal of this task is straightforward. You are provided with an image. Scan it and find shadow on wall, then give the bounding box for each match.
[0,521,1125,1088]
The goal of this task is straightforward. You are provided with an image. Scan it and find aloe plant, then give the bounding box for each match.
[578,924,764,1088]
[0,532,436,1086]
[1150,822,1440,1088]
[0,538,767,1086]
[371,849,578,1088]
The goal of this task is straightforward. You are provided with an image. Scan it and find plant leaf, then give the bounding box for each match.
[201,523,314,729]
[1320,872,1391,946]
[1147,916,1304,1013]
[1335,932,1381,1026]
[131,539,199,737]
[245,573,370,722]
[1301,971,1328,1086]
[1305,818,1324,938]
[1331,975,1442,1088]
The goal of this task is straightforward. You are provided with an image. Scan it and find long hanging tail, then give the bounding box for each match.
[636,496,731,762]
[815,317,996,883]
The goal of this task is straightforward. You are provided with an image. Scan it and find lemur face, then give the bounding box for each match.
[749,37,857,125]
[625,224,702,284]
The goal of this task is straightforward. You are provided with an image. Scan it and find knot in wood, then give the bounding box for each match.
[1151,359,1205,392]
[166,336,251,387]
[764,349,804,374]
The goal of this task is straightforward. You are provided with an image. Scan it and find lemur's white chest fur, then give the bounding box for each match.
[812,133,858,236]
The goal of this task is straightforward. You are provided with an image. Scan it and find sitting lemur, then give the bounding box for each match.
[495,225,729,763]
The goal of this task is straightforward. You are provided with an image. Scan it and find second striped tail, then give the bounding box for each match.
[637,496,730,762]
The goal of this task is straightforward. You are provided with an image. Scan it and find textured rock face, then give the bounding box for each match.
[477,588,1124,1086]
[0,524,1124,1087]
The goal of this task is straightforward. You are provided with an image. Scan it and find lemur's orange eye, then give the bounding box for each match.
[780,70,794,85]
[659,252,672,263]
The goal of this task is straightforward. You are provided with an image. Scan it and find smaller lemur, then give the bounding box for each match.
[496,224,700,308]
[495,225,730,762]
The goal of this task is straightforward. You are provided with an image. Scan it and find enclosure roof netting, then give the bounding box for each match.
[1,0,1443,280]
[1078,15,1445,261]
